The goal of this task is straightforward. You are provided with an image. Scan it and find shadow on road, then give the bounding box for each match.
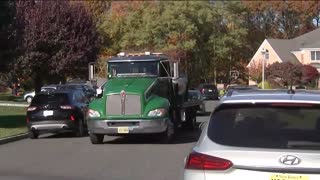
[197,112,211,116]
[41,132,88,139]
[103,122,202,145]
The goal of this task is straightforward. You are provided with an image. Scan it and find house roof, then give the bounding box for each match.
[266,39,300,63]
[293,28,320,48]
[300,41,320,49]
[250,28,320,65]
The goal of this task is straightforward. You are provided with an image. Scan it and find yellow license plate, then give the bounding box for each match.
[117,127,129,134]
[271,174,309,180]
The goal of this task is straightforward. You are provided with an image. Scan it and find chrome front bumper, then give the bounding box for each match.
[87,119,168,135]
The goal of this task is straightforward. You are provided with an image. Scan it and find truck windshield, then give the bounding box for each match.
[108,61,158,77]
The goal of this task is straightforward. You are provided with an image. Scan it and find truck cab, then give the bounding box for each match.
[87,52,197,144]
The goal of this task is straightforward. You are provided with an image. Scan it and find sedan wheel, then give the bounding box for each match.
[26,96,33,104]
[28,129,39,139]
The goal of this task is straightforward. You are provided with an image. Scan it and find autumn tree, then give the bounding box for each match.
[266,62,303,88]
[15,0,99,92]
[243,1,319,39]
[97,1,248,86]
[302,65,319,87]
[247,60,263,83]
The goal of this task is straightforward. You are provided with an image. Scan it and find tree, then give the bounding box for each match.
[243,1,319,39]
[248,60,263,83]
[266,62,303,88]
[15,1,99,92]
[302,65,319,87]
[0,1,17,88]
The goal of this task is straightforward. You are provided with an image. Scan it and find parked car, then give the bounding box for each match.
[57,84,96,100]
[23,84,58,103]
[26,89,89,139]
[184,89,320,180]
[226,84,258,92]
[188,90,206,114]
[219,84,259,101]
[198,84,219,100]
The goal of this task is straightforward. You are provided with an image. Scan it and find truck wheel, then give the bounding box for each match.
[28,129,39,139]
[159,120,175,144]
[75,119,86,137]
[90,133,104,144]
[185,110,197,130]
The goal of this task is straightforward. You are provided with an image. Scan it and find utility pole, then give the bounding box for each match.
[261,48,269,89]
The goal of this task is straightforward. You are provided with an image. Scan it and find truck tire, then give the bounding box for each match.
[184,109,197,130]
[75,119,86,137]
[90,133,104,144]
[159,119,175,144]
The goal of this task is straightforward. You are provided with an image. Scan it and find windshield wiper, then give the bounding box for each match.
[117,73,156,77]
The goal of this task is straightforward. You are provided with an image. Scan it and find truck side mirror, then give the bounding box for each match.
[96,88,103,98]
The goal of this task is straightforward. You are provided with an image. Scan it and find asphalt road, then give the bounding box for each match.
[0,100,219,180]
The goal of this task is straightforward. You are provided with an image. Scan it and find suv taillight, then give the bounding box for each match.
[185,152,233,170]
[201,89,205,94]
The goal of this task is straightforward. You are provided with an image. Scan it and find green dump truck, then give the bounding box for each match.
[87,52,202,144]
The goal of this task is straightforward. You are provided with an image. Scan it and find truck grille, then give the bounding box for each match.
[106,94,141,115]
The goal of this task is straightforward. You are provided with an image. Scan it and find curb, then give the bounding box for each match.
[0,103,28,107]
[0,133,28,145]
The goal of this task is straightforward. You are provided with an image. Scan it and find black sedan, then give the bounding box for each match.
[26,89,89,139]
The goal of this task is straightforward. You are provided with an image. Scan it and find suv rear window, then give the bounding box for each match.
[200,84,216,89]
[208,103,320,150]
[31,94,69,106]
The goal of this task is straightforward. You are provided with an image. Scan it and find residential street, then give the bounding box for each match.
[0,101,219,180]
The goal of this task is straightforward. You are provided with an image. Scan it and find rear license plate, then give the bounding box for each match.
[118,127,129,134]
[43,110,53,116]
[208,89,212,92]
[270,174,309,180]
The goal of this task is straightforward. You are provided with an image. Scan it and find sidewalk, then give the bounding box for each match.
[0,101,28,107]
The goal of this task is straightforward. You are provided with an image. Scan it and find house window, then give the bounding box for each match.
[265,52,269,60]
[311,51,320,61]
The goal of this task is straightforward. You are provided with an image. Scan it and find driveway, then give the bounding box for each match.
[0,101,220,180]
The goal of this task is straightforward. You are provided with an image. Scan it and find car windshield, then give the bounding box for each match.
[108,61,158,77]
[31,94,69,106]
[208,103,320,150]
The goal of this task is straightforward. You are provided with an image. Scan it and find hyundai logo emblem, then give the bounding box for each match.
[279,155,301,165]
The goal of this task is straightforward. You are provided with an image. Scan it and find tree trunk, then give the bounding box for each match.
[34,74,43,94]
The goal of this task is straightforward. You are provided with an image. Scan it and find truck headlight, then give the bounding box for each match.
[88,109,100,118]
[148,108,167,117]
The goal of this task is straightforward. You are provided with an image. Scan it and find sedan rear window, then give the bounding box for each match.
[31,94,69,106]
[201,84,216,89]
[208,103,320,150]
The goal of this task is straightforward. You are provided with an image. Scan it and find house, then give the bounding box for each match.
[247,28,320,85]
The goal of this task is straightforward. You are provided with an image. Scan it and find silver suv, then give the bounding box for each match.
[184,89,320,180]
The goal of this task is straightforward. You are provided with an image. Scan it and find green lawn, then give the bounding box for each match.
[0,106,27,138]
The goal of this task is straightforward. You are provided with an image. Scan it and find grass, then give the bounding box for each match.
[0,106,27,138]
